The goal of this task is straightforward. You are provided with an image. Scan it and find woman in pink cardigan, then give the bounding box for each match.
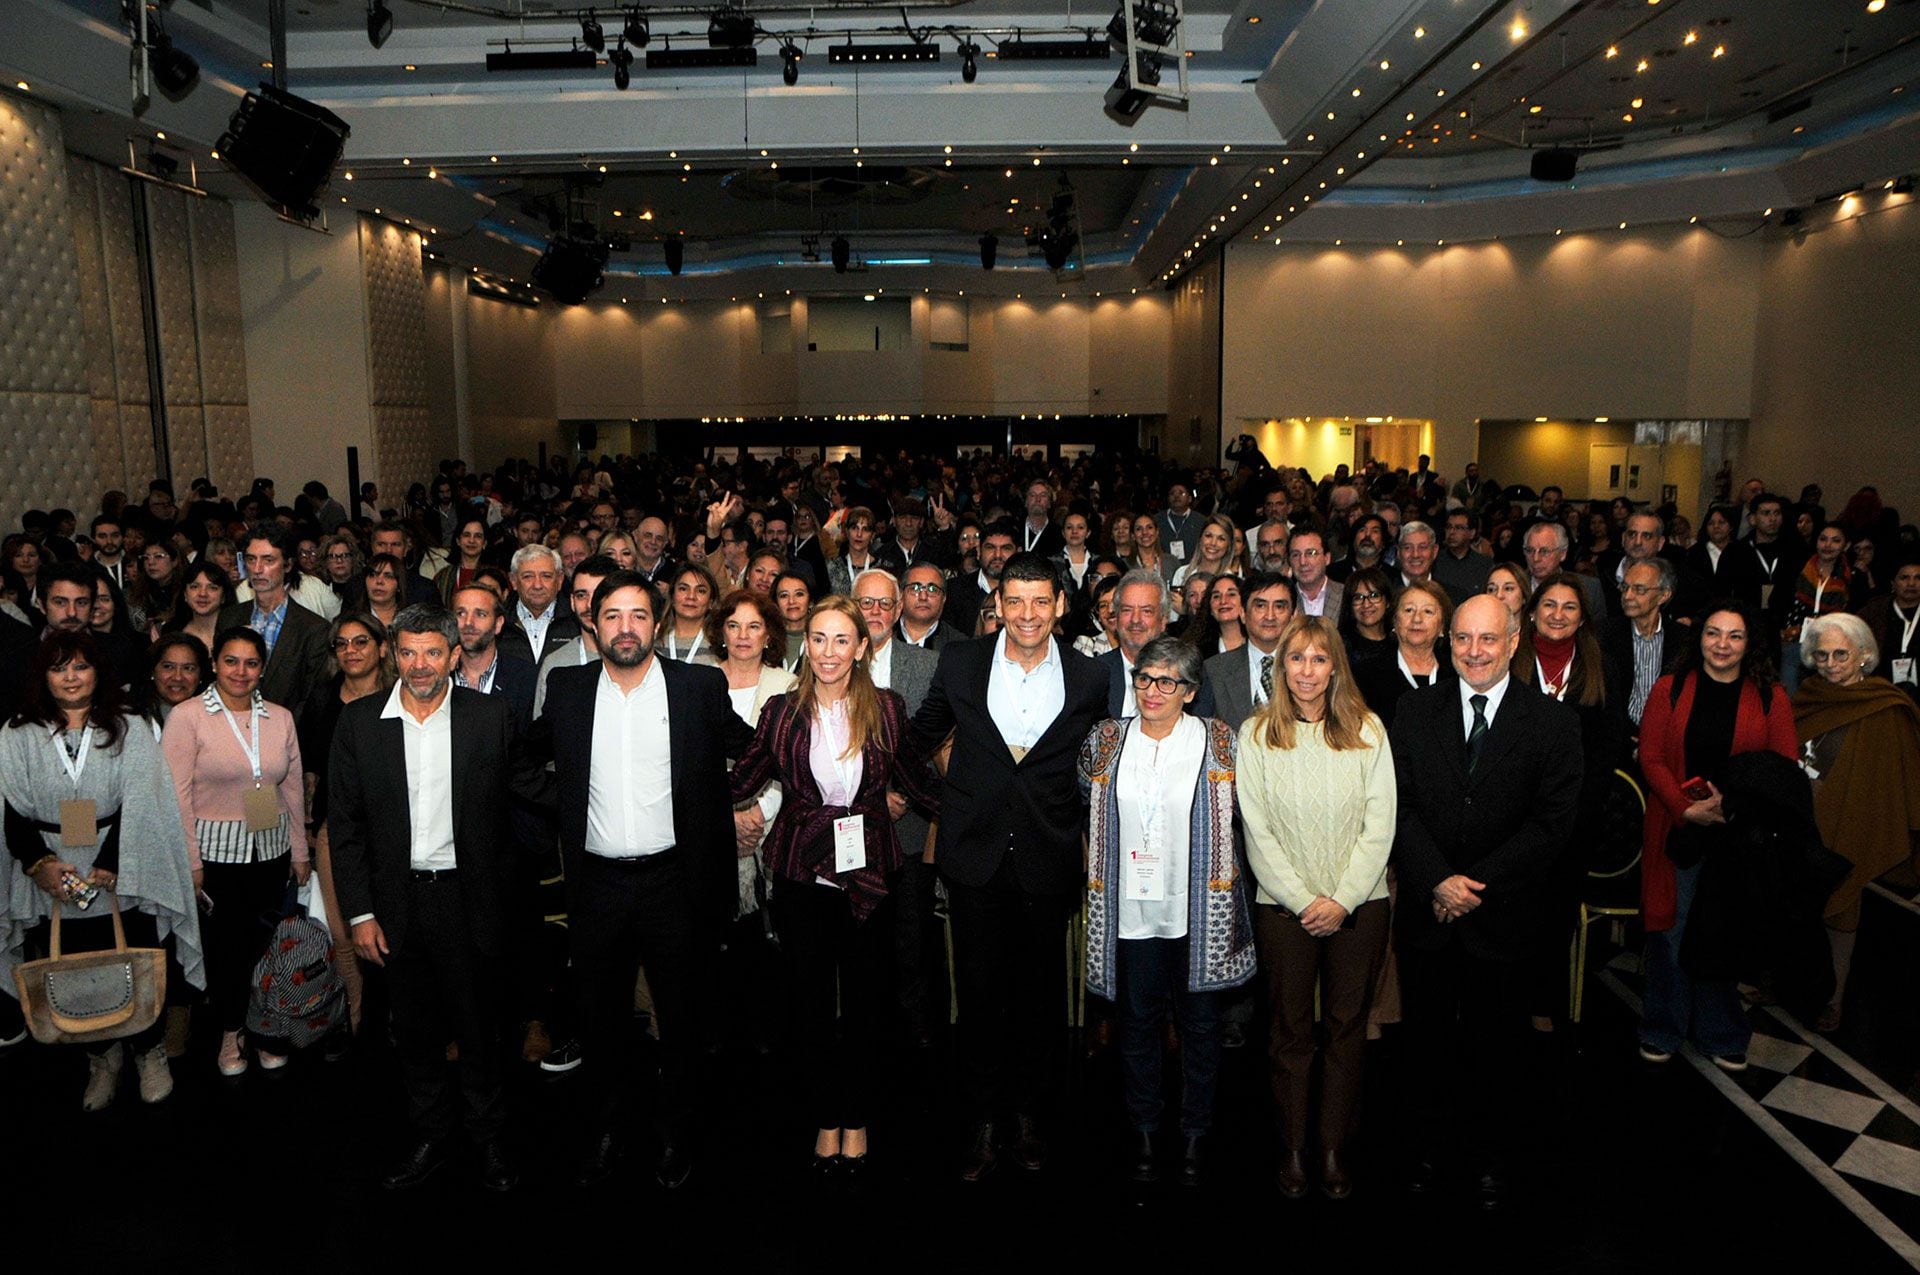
[162,626,308,1077]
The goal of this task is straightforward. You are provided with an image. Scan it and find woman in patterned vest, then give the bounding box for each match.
[1078,634,1254,1190]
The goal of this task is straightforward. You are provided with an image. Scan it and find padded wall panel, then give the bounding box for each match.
[202,405,252,497]
[167,404,207,486]
[189,199,250,408]
[359,215,451,489]
[146,186,204,410]
[0,394,95,515]
[65,158,130,492]
[96,175,149,409]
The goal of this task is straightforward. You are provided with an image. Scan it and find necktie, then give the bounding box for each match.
[1259,654,1274,703]
[1466,693,1489,773]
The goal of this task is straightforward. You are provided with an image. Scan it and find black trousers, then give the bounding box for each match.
[1400,938,1527,1168]
[571,849,700,1144]
[388,874,506,1143]
[945,857,1076,1121]
[1116,936,1224,1137]
[24,908,166,1055]
[773,877,894,1130]
[200,857,290,1033]
[890,853,948,1039]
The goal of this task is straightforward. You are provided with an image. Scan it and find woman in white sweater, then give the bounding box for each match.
[1237,615,1396,1203]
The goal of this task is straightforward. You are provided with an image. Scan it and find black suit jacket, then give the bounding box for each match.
[528,657,754,926]
[1096,646,1216,720]
[911,635,1108,896]
[1390,679,1582,961]
[1354,653,1456,731]
[326,688,544,956]
[895,619,960,654]
[472,649,537,733]
[217,597,332,720]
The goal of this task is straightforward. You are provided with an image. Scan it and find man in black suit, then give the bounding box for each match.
[1017,480,1065,557]
[895,562,959,653]
[943,520,1018,639]
[529,570,754,1189]
[218,522,331,717]
[1391,593,1582,1209]
[499,544,580,667]
[451,584,535,728]
[328,604,545,1193]
[1600,557,1682,734]
[912,551,1108,1181]
[1098,569,1216,719]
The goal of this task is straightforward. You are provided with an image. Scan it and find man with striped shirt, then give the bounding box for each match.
[1603,557,1679,733]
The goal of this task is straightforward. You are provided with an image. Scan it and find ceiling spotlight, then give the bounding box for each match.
[581,13,606,52]
[623,9,651,46]
[367,0,393,49]
[960,41,980,83]
[611,40,633,89]
[781,42,801,84]
[149,22,200,100]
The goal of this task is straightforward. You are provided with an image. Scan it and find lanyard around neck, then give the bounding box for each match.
[218,697,264,782]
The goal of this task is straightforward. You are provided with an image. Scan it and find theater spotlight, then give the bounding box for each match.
[959,41,980,82]
[148,14,199,101]
[665,236,684,275]
[623,9,651,46]
[979,232,997,270]
[581,13,606,52]
[611,40,633,89]
[782,42,801,84]
[831,235,851,273]
[366,0,393,49]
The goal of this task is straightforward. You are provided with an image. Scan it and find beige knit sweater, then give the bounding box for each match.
[1235,715,1396,915]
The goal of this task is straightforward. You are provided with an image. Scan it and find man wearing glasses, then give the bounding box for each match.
[896,563,957,652]
[218,522,333,721]
[1288,529,1342,618]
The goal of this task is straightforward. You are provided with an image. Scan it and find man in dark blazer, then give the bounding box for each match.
[219,522,331,717]
[1390,593,1582,1210]
[1098,569,1216,719]
[1600,557,1683,734]
[853,569,944,1047]
[499,543,581,667]
[527,570,754,1190]
[911,552,1108,1182]
[1202,572,1295,731]
[328,604,547,1193]
[452,584,536,727]
[942,520,1018,639]
[896,562,962,653]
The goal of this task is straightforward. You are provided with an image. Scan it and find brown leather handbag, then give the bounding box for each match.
[12,894,166,1045]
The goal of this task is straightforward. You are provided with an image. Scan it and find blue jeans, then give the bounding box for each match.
[1116,937,1224,1137]
[1640,859,1751,1057]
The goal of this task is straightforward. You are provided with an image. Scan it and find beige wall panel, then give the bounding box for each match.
[145,186,204,410]
[0,97,86,395]
[0,393,95,515]
[65,157,117,403]
[190,198,251,408]
[167,405,207,487]
[202,405,253,499]
[96,175,151,421]
[466,290,558,463]
[991,299,1092,414]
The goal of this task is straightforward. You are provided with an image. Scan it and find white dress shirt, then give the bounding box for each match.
[1459,672,1513,741]
[1115,715,1202,940]
[1118,652,1139,720]
[516,598,558,655]
[384,682,456,871]
[869,637,894,690]
[900,621,939,648]
[987,632,1066,750]
[1297,579,1331,617]
[586,663,676,858]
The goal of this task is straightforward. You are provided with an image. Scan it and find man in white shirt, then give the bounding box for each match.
[1203,571,1295,730]
[328,604,542,1194]
[1396,521,1440,589]
[503,544,577,666]
[1288,529,1343,619]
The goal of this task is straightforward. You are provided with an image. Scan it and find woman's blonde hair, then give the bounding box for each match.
[1250,616,1377,752]
[789,594,885,758]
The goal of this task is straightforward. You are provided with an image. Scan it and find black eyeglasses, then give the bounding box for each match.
[1131,672,1196,695]
[904,581,945,596]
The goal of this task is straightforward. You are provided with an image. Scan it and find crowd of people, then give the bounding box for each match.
[2,445,1917,1209]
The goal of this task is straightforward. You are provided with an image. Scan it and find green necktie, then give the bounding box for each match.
[1466,693,1489,772]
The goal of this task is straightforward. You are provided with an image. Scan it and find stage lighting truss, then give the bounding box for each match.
[1104,0,1187,120]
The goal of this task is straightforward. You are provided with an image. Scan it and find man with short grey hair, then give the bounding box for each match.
[1396,521,1439,589]
[1522,521,1607,618]
[502,544,578,665]
[1602,557,1678,729]
[1099,569,1213,719]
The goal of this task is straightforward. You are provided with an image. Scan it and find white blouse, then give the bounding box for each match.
[1115,714,1205,941]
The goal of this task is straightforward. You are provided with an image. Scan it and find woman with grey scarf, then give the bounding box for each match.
[0,631,203,1111]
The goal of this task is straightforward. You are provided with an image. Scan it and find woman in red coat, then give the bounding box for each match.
[1636,600,1799,1070]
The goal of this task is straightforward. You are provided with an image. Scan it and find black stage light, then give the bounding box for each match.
[665,236,684,275]
[996,37,1108,60]
[366,0,393,49]
[488,45,600,70]
[624,9,651,46]
[960,41,979,82]
[1041,231,1077,270]
[216,83,351,221]
[532,234,609,304]
[782,43,801,84]
[709,9,756,48]
[979,232,997,270]
[581,14,606,52]
[831,235,850,273]
[1108,0,1178,48]
[1104,51,1158,122]
[612,41,633,89]
[151,26,200,99]
[827,43,941,64]
[1530,148,1578,182]
[647,46,757,68]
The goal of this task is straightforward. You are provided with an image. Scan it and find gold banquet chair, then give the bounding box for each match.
[1570,767,1647,1023]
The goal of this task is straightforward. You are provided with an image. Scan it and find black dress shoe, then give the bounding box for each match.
[380,1138,452,1191]
[1321,1148,1353,1201]
[1176,1135,1204,1188]
[1404,1153,1439,1196]
[1012,1113,1047,1172]
[1275,1145,1309,1200]
[655,1142,693,1190]
[573,1130,622,1188]
[841,1153,871,1195]
[1129,1131,1159,1184]
[477,1140,519,1193]
[958,1122,997,1183]
[810,1153,844,1185]
[1475,1169,1507,1211]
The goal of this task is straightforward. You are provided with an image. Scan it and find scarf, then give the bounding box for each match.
[1792,676,1920,926]
[1793,556,1851,619]
[1534,633,1577,699]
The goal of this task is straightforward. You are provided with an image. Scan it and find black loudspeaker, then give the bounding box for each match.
[532,236,609,305]
[979,232,997,270]
[216,84,351,221]
[664,237,684,275]
[579,422,598,451]
[831,236,850,273]
[1530,148,1578,183]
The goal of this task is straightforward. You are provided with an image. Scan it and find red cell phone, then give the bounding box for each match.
[1681,777,1713,802]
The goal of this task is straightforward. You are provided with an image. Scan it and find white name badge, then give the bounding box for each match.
[834,815,867,874]
[1168,540,1185,560]
[1895,657,1916,687]
[1125,847,1166,902]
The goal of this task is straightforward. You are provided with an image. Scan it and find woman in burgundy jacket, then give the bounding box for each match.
[1636,600,1798,1071]
[728,594,940,1184]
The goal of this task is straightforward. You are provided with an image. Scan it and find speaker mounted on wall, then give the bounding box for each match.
[217,84,351,221]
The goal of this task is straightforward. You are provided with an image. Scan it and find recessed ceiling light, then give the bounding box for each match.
[1712,44,1725,57]
[1606,46,1619,59]
[404,63,417,71]
[1869,0,1887,11]
[1414,26,1425,38]
[1247,14,1260,22]
[1379,60,1391,70]
[13,80,27,91]
[1529,105,1542,114]
[489,155,499,163]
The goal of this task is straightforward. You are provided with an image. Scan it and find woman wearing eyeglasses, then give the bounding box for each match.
[1336,566,1395,670]
[297,612,393,1046]
[1079,635,1254,1187]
